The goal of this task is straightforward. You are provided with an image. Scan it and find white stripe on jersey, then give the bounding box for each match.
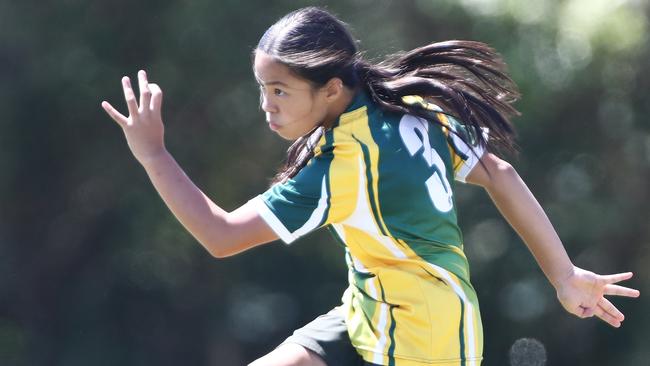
[343,156,406,259]
[251,175,328,244]
[453,127,488,183]
[250,196,295,243]
[292,176,329,238]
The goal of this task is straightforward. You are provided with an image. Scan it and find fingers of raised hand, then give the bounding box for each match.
[101,101,128,127]
[138,70,151,113]
[122,76,138,117]
[149,83,163,112]
[595,298,624,327]
[600,297,624,320]
[103,71,163,127]
[601,272,634,285]
[594,307,621,327]
[604,283,641,298]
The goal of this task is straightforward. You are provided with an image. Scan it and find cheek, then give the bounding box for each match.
[300,95,328,120]
[284,96,321,121]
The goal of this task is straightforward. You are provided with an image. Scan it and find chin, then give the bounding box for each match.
[274,124,317,141]
[275,130,297,141]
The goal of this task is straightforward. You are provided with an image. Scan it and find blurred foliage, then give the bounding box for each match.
[1,0,648,365]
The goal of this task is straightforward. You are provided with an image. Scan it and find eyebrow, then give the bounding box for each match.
[254,76,289,87]
[257,80,289,88]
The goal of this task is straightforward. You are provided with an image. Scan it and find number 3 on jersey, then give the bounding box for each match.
[399,115,453,213]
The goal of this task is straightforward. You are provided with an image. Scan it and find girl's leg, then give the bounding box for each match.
[248,343,326,366]
[249,307,363,366]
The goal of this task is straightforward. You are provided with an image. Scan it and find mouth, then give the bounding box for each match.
[268,121,281,131]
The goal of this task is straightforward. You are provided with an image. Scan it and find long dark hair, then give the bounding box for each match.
[256,7,520,185]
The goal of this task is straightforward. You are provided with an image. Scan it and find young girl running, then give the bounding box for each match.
[101,7,639,366]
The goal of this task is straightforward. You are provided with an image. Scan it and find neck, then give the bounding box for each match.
[322,87,358,129]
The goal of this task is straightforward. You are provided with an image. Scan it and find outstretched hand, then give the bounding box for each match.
[101,70,166,164]
[555,266,640,327]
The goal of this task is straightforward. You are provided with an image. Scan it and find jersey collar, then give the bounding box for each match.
[333,89,373,128]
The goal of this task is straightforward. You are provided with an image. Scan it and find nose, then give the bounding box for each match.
[260,93,277,114]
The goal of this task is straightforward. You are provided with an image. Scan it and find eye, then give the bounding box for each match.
[274,88,286,96]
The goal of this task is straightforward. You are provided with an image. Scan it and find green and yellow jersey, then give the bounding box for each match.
[251,91,486,366]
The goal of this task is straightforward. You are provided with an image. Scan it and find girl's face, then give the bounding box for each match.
[253,51,331,140]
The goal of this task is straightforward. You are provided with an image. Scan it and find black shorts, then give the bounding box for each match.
[281,307,380,366]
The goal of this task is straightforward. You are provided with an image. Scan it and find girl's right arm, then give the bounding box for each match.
[101,70,278,257]
[465,152,640,327]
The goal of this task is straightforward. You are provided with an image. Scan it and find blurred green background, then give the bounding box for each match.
[1,0,648,365]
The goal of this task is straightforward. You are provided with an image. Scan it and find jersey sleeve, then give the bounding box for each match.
[249,157,330,244]
[249,137,359,244]
[440,113,489,183]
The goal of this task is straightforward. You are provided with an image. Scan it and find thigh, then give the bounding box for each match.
[248,343,326,366]
[250,307,364,366]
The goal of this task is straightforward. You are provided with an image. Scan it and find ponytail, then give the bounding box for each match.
[355,40,520,155]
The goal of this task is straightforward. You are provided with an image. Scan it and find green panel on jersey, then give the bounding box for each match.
[365,105,464,248]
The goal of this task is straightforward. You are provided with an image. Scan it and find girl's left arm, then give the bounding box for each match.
[465,153,640,327]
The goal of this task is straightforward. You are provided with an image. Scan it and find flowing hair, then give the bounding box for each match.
[255,7,520,185]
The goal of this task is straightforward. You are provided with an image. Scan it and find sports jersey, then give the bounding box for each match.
[250,90,486,366]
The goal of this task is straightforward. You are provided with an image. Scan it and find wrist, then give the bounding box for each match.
[551,264,577,290]
[136,147,171,167]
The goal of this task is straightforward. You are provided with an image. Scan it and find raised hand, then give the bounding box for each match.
[555,266,640,327]
[101,70,166,164]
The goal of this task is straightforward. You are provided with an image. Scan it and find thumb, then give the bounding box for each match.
[579,306,595,318]
[101,101,128,127]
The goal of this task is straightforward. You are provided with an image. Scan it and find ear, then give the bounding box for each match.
[323,77,344,102]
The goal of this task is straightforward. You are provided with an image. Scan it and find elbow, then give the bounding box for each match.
[467,153,519,189]
[208,247,229,259]
[484,158,518,191]
[204,238,237,259]
[208,247,233,259]
[495,159,516,176]
[198,224,241,258]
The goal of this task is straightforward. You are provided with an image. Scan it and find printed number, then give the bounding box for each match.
[398,115,453,212]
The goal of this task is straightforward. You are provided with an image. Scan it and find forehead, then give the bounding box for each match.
[253,51,312,89]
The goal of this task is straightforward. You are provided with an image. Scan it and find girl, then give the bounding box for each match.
[101,7,639,366]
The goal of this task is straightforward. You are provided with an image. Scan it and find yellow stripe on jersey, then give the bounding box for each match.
[442,268,482,365]
[436,112,466,177]
[324,117,360,224]
[328,108,400,361]
[351,105,392,237]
